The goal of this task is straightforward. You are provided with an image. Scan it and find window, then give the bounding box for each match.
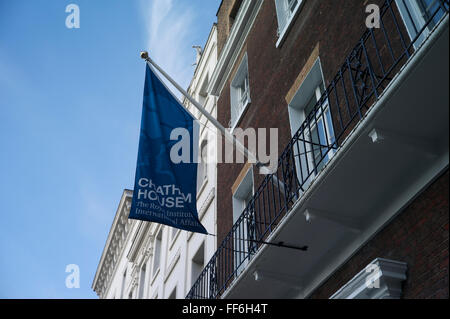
[198,92,207,106]
[191,242,205,285]
[304,82,334,172]
[232,166,255,275]
[152,229,162,276]
[286,0,299,18]
[197,75,209,106]
[230,54,251,128]
[395,0,445,48]
[288,59,336,189]
[138,264,146,299]
[232,167,254,225]
[168,287,177,299]
[171,227,178,243]
[120,269,127,299]
[197,140,208,193]
[275,0,303,46]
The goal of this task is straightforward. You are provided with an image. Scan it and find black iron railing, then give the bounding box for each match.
[186,0,449,299]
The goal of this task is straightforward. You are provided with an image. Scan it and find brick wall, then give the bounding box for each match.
[309,170,449,299]
[217,0,244,55]
[215,0,388,247]
[212,0,448,299]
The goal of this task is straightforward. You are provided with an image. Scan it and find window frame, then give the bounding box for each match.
[168,286,177,299]
[169,226,181,250]
[191,241,206,287]
[303,83,336,174]
[197,139,209,196]
[287,58,336,190]
[231,166,255,275]
[151,228,163,281]
[120,268,127,299]
[275,0,304,48]
[137,263,146,299]
[395,0,443,49]
[230,54,251,131]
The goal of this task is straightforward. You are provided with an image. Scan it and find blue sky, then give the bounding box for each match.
[0,0,220,298]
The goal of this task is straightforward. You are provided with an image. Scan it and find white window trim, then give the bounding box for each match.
[330,258,408,299]
[303,85,336,170]
[191,241,206,287]
[288,58,336,190]
[197,139,209,197]
[230,53,251,132]
[196,177,209,199]
[230,101,251,133]
[232,166,255,223]
[151,267,160,286]
[394,0,442,50]
[232,166,255,276]
[137,264,147,299]
[120,269,127,299]
[164,248,181,283]
[395,0,427,46]
[208,0,262,96]
[276,0,304,48]
[169,227,181,250]
[151,227,163,282]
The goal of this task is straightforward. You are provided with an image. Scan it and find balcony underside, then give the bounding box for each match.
[223,19,449,299]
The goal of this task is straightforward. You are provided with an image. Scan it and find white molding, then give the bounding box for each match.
[92,190,133,296]
[151,267,160,286]
[196,178,209,200]
[169,228,181,251]
[164,248,181,283]
[190,25,218,91]
[275,0,305,48]
[230,100,251,133]
[199,187,215,220]
[188,187,215,241]
[127,221,147,263]
[331,258,408,299]
[208,0,263,97]
[230,52,251,129]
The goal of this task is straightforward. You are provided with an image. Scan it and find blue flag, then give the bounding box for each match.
[129,65,207,234]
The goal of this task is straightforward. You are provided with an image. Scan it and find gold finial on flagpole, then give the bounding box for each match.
[140,51,149,60]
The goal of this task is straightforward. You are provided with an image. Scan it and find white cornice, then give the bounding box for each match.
[191,25,218,90]
[208,0,263,97]
[330,258,408,299]
[127,221,147,262]
[92,189,133,297]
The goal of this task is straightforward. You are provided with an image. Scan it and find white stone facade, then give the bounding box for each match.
[92,25,218,299]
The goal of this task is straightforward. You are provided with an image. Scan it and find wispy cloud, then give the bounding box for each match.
[139,0,196,91]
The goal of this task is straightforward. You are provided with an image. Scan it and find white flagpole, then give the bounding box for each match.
[140,51,271,174]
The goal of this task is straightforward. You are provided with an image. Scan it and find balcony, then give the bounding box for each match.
[187,0,449,299]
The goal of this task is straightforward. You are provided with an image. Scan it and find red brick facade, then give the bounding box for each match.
[310,170,449,299]
[215,0,388,256]
[213,0,448,299]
